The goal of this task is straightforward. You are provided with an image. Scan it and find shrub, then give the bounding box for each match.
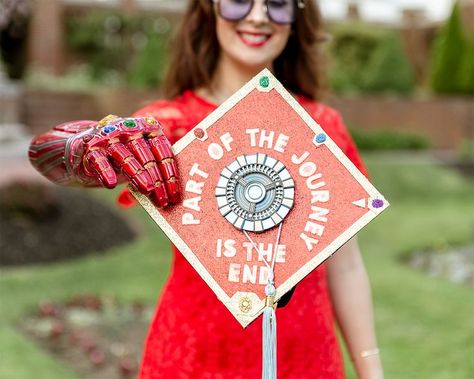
[328,23,415,95]
[360,34,415,94]
[456,35,474,94]
[0,182,136,266]
[128,33,168,88]
[0,0,31,79]
[65,11,171,88]
[350,129,430,151]
[459,139,474,162]
[328,23,382,93]
[429,2,474,95]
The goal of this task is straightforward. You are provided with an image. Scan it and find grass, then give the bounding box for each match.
[1,153,474,379]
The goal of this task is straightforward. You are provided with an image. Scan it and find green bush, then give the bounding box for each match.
[459,139,474,162]
[65,11,170,88]
[328,24,382,93]
[350,128,430,151]
[360,34,415,94]
[429,2,474,95]
[328,23,415,95]
[457,35,474,94]
[128,33,168,88]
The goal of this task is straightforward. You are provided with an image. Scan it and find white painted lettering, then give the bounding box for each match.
[220,132,234,152]
[182,212,200,225]
[246,128,259,147]
[300,232,319,251]
[183,196,201,212]
[185,180,205,195]
[216,239,223,257]
[228,263,241,282]
[258,266,270,285]
[311,190,330,203]
[242,264,258,284]
[291,151,310,165]
[299,161,317,177]
[223,239,237,257]
[208,143,224,160]
[275,245,286,263]
[304,221,325,236]
[243,241,254,261]
[274,133,289,153]
[306,174,324,189]
[309,206,329,222]
[189,163,209,179]
[259,130,275,149]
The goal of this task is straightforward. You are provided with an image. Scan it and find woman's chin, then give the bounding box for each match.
[229,53,274,73]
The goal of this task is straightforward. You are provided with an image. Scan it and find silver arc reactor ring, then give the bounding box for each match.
[215,153,295,232]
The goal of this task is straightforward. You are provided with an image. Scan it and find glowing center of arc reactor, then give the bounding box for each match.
[215,153,295,232]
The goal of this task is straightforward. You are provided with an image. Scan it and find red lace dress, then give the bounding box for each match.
[133,91,368,379]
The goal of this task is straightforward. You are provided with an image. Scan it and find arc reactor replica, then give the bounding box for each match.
[215,153,295,232]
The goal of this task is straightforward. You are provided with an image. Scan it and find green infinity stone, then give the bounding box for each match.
[124,119,136,128]
[259,76,270,88]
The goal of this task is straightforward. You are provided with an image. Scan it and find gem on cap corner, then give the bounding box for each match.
[313,133,327,146]
[259,75,270,88]
[371,198,384,209]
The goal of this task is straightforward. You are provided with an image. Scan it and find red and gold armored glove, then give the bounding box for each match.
[29,115,180,207]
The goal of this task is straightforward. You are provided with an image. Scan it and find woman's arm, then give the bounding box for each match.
[327,237,384,379]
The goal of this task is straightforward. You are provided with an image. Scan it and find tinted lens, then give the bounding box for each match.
[267,0,295,24]
[219,0,253,21]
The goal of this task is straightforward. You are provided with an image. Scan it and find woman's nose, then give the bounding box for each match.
[246,0,270,23]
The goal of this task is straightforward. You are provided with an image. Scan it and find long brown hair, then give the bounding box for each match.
[163,0,325,100]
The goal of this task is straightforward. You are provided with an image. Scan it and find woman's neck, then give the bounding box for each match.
[197,54,272,105]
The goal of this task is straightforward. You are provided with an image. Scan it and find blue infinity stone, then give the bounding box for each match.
[103,125,117,134]
[315,133,327,144]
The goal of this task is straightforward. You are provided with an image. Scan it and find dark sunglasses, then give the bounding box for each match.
[213,0,305,25]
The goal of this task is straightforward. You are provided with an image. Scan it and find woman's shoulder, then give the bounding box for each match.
[133,96,186,122]
[297,96,344,131]
[297,96,349,144]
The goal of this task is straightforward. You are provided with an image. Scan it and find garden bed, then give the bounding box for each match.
[20,294,152,379]
[408,245,474,288]
[0,181,136,266]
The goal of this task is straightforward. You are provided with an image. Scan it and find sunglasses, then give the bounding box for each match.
[213,0,305,25]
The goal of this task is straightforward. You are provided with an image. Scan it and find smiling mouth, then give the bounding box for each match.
[237,31,271,47]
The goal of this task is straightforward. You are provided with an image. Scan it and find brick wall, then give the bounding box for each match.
[328,96,474,149]
[21,89,474,150]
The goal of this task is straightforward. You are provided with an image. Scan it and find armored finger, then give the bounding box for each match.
[126,137,169,207]
[85,150,117,189]
[164,177,180,204]
[108,142,153,194]
[148,134,174,160]
[148,135,180,204]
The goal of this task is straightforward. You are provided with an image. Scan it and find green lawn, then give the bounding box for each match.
[1,153,473,379]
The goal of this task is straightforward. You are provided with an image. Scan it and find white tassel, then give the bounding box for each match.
[262,279,277,379]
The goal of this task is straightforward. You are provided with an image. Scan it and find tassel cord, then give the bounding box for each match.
[243,223,283,379]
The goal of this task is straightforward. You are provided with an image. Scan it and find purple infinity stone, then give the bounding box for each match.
[371,199,384,209]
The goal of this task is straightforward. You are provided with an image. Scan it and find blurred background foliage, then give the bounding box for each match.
[0,0,31,79]
[349,129,429,151]
[429,2,474,95]
[327,23,415,95]
[3,1,472,97]
[65,11,171,89]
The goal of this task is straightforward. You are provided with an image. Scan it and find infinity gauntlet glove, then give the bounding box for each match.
[29,114,180,207]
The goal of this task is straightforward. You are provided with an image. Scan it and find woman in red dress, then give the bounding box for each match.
[29,1,384,378]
